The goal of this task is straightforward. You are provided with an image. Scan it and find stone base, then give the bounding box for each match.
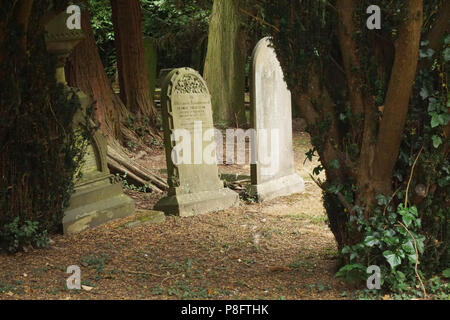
[63,176,135,234]
[154,188,239,217]
[249,173,305,202]
[123,210,166,228]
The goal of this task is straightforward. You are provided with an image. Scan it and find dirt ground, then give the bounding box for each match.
[0,122,350,300]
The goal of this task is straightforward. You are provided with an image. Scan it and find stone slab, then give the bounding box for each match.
[250,37,304,201]
[155,188,239,217]
[124,210,166,228]
[63,193,135,234]
[248,172,304,202]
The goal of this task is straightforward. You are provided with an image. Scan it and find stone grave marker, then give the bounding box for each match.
[155,67,239,216]
[45,10,135,234]
[249,37,304,201]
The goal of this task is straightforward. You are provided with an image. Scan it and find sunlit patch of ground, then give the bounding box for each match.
[0,128,348,300]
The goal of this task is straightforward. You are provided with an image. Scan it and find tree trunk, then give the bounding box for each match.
[65,4,127,140]
[371,0,423,196]
[110,0,157,123]
[203,0,247,127]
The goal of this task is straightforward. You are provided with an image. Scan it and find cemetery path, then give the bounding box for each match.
[0,127,350,300]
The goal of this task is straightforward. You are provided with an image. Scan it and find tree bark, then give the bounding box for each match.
[65,4,126,140]
[110,0,157,123]
[372,0,424,195]
[203,0,247,127]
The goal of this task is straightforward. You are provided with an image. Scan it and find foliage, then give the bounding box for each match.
[337,35,449,293]
[0,217,50,253]
[142,0,211,71]
[116,173,153,193]
[88,0,116,80]
[0,1,89,248]
[336,201,426,291]
[88,0,212,79]
[256,0,449,292]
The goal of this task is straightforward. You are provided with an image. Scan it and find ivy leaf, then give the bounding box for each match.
[409,206,418,217]
[402,214,413,228]
[383,236,399,246]
[420,87,430,100]
[427,97,438,112]
[432,135,443,148]
[376,194,388,206]
[430,113,441,128]
[383,250,402,269]
[416,236,425,254]
[444,48,450,62]
[402,240,415,254]
[408,254,418,264]
[445,35,450,45]
[442,268,450,279]
[364,235,380,247]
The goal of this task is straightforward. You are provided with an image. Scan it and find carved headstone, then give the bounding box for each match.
[155,68,239,216]
[249,37,304,201]
[45,10,135,234]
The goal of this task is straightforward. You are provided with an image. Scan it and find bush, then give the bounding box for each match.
[0,217,50,253]
[0,1,88,245]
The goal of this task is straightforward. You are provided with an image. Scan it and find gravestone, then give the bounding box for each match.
[155,68,239,216]
[249,37,304,201]
[45,10,135,234]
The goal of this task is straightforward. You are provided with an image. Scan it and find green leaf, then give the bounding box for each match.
[335,264,366,279]
[408,254,418,264]
[416,236,425,254]
[432,135,443,148]
[383,250,402,269]
[431,113,441,128]
[364,236,380,247]
[383,236,399,246]
[444,47,450,62]
[409,206,418,217]
[402,240,415,254]
[402,214,413,227]
[420,87,430,100]
[442,268,450,279]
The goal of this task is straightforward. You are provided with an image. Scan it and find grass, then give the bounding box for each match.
[287,213,328,226]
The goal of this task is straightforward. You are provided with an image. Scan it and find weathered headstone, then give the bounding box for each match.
[45,10,135,234]
[155,68,239,216]
[249,37,304,201]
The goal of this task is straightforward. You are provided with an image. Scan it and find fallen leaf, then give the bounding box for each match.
[82,285,93,291]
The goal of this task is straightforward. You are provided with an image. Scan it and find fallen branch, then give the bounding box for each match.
[107,145,168,192]
[108,157,163,193]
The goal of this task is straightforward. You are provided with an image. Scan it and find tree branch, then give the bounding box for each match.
[373,0,424,194]
[426,1,450,53]
[336,0,365,117]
